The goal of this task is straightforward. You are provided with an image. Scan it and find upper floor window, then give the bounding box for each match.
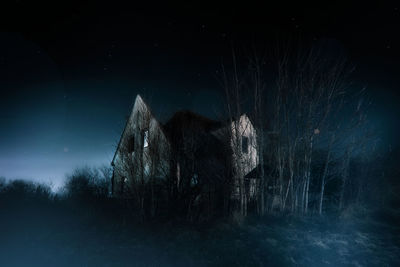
[128,136,135,153]
[143,129,149,148]
[242,136,249,154]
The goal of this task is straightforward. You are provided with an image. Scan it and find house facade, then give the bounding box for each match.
[111,95,259,209]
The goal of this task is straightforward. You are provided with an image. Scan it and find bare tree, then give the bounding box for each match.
[222,41,370,216]
[221,51,248,219]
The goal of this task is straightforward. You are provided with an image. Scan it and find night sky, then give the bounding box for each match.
[1,2,399,189]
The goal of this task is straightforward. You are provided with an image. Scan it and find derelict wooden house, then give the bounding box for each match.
[111,95,259,213]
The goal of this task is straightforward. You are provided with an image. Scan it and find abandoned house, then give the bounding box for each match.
[111,95,259,215]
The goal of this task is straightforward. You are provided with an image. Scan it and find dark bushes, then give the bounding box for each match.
[63,167,109,200]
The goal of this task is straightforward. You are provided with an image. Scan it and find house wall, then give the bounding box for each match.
[230,114,258,176]
[112,95,170,197]
[230,114,258,198]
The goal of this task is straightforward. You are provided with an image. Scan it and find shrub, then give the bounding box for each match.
[63,167,110,200]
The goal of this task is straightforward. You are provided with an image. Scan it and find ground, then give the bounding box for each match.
[1,204,399,267]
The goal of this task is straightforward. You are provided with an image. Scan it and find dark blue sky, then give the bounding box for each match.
[0,2,399,188]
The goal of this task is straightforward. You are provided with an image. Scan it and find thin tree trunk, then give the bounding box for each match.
[318,179,326,215]
[304,135,314,214]
[339,142,353,211]
[304,174,310,214]
[301,179,306,213]
[318,134,334,215]
[282,176,292,211]
[339,156,349,211]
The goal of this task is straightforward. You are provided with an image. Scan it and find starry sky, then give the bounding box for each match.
[0,2,399,188]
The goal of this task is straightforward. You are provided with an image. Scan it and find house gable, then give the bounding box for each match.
[111,95,170,196]
[211,114,258,177]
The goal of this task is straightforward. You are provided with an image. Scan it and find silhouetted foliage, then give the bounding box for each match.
[64,166,110,200]
[0,159,399,266]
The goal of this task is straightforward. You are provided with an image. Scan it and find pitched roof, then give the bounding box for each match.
[162,110,222,149]
[111,94,154,165]
[112,95,254,166]
[164,110,222,134]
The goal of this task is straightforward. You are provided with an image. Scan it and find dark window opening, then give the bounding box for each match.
[128,136,135,153]
[242,136,249,154]
[191,173,198,186]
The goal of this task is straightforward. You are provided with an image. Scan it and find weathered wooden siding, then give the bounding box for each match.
[112,95,170,196]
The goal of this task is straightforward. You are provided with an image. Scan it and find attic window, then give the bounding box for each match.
[128,136,135,153]
[242,136,249,154]
[143,129,149,148]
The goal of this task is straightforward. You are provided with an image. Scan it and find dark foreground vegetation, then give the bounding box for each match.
[1,164,399,267]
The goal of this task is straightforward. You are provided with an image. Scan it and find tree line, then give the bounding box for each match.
[222,42,379,220]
